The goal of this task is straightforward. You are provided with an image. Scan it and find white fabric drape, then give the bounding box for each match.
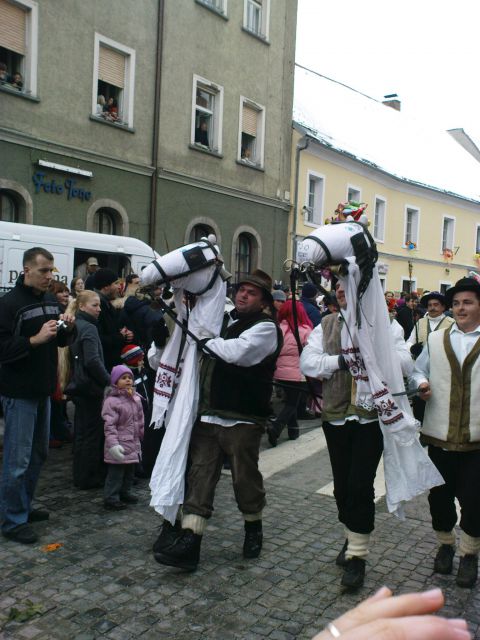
[340,260,443,518]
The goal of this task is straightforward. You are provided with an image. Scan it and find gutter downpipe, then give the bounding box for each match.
[291,135,310,260]
[149,0,165,249]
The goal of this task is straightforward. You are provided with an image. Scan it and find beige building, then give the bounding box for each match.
[290,67,480,295]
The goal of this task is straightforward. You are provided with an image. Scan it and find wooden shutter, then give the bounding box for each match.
[242,104,257,137]
[0,0,26,55]
[98,45,125,88]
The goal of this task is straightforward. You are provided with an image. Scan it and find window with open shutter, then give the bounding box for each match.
[242,105,257,138]
[0,0,26,55]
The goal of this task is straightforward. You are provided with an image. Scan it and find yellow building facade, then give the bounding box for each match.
[290,70,480,296]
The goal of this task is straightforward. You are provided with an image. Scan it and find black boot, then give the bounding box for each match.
[154,528,202,571]
[243,520,263,559]
[335,539,348,567]
[341,557,366,589]
[152,519,182,554]
[434,544,455,574]
[288,427,299,440]
[266,419,280,447]
[456,554,478,588]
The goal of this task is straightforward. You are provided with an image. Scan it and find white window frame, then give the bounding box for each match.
[379,276,386,292]
[439,280,452,295]
[440,215,455,253]
[475,224,480,254]
[303,170,325,227]
[347,185,361,203]
[1,0,38,96]
[401,277,417,294]
[92,34,136,128]
[373,195,386,242]
[191,74,224,154]
[238,96,265,168]
[196,0,227,14]
[403,205,420,248]
[243,0,270,39]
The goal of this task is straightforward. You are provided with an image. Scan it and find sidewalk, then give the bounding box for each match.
[1,427,480,639]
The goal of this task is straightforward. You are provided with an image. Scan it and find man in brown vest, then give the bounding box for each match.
[301,281,413,589]
[153,270,281,571]
[411,277,480,588]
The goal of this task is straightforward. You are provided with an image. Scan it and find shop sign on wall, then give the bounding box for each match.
[32,172,92,202]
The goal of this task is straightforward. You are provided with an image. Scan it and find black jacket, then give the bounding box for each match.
[67,311,110,397]
[120,296,165,352]
[0,276,75,398]
[95,290,125,372]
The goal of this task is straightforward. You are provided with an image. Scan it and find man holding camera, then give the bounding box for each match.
[0,247,75,544]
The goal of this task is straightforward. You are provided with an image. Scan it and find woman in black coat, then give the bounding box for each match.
[66,290,110,489]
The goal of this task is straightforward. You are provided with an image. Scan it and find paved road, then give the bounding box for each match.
[1,418,480,639]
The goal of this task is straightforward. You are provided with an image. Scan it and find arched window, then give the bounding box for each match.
[0,191,19,222]
[189,223,214,243]
[236,233,252,281]
[95,208,117,235]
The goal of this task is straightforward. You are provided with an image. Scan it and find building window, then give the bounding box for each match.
[373,197,386,242]
[404,206,419,246]
[189,223,214,243]
[92,34,135,128]
[476,225,480,254]
[238,97,265,167]
[347,186,361,203]
[0,190,19,221]
[196,0,226,14]
[379,276,386,292]
[243,0,269,39]
[304,173,324,225]
[401,278,416,294]
[0,0,38,96]
[236,233,253,281]
[192,75,224,154]
[441,216,455,252]
[439,282,451,295]
[95,208,117,235]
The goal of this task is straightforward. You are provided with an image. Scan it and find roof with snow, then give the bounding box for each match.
[293,65,480,204]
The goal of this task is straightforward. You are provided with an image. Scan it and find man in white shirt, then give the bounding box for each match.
[411,277,480,588]
[154,270,281,571]
[300,282,413,589]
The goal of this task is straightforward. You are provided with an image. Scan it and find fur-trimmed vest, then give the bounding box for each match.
[421,327,480,451]
[321,313,377,422]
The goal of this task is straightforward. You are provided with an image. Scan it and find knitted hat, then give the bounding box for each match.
[93,268,117,290]
[121,344,144,366]
[110,364,134,386]
[302,282,318,299]
[272,290,286,302]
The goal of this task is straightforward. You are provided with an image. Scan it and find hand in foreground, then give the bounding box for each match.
[108,445,125,462]
[418,382,432,401]
[59,313,75,330]
[312,587,471,640]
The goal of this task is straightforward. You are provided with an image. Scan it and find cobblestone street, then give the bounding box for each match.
[1,423,480,639]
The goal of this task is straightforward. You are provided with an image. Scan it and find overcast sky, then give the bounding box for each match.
[295,0,480,145]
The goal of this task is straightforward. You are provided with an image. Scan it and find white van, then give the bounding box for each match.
[0,221,157,290]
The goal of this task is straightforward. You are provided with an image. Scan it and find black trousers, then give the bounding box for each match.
[72,396,105,489]
[272,381,306,435]
[322,420,383,534]
[428,445,480,538]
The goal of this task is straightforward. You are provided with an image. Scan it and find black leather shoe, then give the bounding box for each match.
[456,554,478,588]
[154,528,202,571]
[288,427,299,440]
[243,521,263,559]
[266,425,278,447]
[336,539,348,567]
[152,519,182,554]
[2,523,38,544]
[341,557,366,589]
[104,500,128,511]
[28,509,50,522]
[434,544,455,574]
[120,494,138,504]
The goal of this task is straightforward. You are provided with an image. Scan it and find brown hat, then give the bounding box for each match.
[238,269,273,302]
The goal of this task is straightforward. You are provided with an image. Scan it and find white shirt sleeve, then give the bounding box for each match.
[391,318,414,377]
[300,323,340,379]
[147,341,163,370]
[205,320,278,366]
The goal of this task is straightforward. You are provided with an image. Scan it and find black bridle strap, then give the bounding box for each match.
[306,235,333,264]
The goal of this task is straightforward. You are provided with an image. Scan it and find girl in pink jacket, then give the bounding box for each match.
[102,365,145,510]
[267,300,313,446]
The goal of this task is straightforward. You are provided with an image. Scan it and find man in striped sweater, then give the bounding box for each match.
[411,277,480,588]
